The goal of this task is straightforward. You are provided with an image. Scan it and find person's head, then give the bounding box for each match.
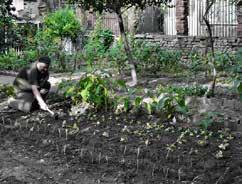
[36,56,51,73]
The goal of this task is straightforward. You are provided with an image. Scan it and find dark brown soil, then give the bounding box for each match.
[0,92,242,184]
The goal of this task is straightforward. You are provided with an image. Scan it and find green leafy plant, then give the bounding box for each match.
[233,49,242,100]
[34,30,59,57]
[157,85,208,97]
[59,74,110,109]
[44,7,81,40]
[0,0,20,53]
[0,84,15,97]
[131,88,188,120]
[132,39,182,73]
[39,7,82,71]
[188,51,233,74]
[187,51,209,73]
[198,112,221,130]
[0,49,28,70]
[106,37,128,75]
[83,17,114,68]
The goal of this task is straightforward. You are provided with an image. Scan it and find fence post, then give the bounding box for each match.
[176,0,189,35]
[237,1,242,38]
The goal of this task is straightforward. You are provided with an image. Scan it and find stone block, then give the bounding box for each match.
[234,101,242,111]
[222,99,235,109]
[236,118,242,132]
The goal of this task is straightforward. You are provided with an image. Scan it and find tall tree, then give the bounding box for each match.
[203,0,239,96]
[202,0,216,97]
[0,0,16,53]
[68,0,170,86]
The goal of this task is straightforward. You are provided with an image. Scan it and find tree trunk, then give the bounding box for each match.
[47,0,56,10]
[59,38,66,71]
[203,0,217,97]
[117,9,138,86]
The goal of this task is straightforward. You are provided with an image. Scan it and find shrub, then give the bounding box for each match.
[44,7,81,40]
[34,7,83,71]
[233,49,242,100]
[0,49,28,70]
[0,84,15,97]
[58,74,110,109]
[83,17,114,68]
[34,30,59,57]
[131,39,182,72]
[188,51,233,73]
[157,85,208,97]
[106,37,128,73]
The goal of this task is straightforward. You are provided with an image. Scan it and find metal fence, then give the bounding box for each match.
[91,0,238,37]
[86,12,120,35]
[189,0,237,37]
[164,0,238,37]
[164,0,177,35]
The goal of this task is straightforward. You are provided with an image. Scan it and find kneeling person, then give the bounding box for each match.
[8,56,51,113]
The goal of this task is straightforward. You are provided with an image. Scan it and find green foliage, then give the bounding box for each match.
[158,85,208,97]
[142,91,188,119]
[112,81,188,118]
[22,49,38,62]
[83,17,114,67]
[188,51,232,73]
[16,23,39,50]
[74,0,171,13]
[58,74,110,109]
[198,112,221,130]
[233,49,242,100]
[32,8,82,72]
[106,37,127,72]
[0,49,28,70]
[0,0,17,53]
[34,30,59,57]
[132,40,182,72]
[105,37,182,74]
[44,7,81,40]
[188,51,210,73]
[0,84,15,97]
[213,52,232,71]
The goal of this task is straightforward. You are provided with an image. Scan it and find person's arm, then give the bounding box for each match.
[32,85,48,111]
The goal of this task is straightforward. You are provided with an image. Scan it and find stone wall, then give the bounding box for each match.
[135,34,242,53]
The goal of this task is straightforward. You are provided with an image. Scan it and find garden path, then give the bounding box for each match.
[0,72,84,93]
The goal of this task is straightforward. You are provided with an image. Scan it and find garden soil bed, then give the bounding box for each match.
[0,93,242,184]
[1,73,242,184]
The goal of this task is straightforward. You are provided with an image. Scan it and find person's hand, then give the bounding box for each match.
[39,101,48,111]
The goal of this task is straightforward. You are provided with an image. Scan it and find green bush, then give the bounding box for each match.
[83,17,114,67]
[187,51,206,72]
[33,7,82,71]
[213,52,232,71]
[0,49,28,70]
[188,51,233,73]
[131,39,182,72]
[0,84,15,97]
[34,30,59,57]
[233,49,242,100]
[141,90,188,118]
[22,49,38,62]
[44,7,81,40]
[106,37,183,74]
[157,85,208,97]
[58,74,110,109]
[106,38,128,73]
